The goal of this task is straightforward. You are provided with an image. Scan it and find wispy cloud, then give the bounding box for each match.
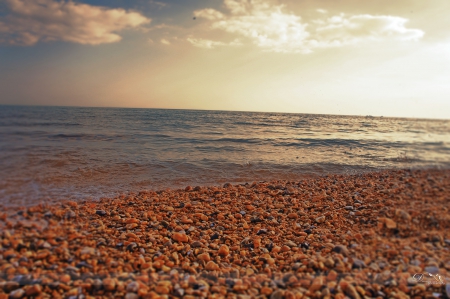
[187,37,242,49]
[312,14,424,47]
[161,38,171,45]
[192,0,425,53]
[0,0,151,46]
[149,0,168,9]
[194,0,310,53]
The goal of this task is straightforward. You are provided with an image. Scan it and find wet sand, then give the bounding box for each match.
[0,169,449,298]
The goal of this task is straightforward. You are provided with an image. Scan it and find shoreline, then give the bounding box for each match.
[1,168,449,298]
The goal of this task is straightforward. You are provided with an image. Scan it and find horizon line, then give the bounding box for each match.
[1,103,448,121]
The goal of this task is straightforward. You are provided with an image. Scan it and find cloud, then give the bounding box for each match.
[187,37,242,49]
[0,0,151,46]
[161,38,171,45]
[192,0,425,53]
[313,14,425,47]
[149,0,167,9]
[194,0,310,53]
[194,8,225,21]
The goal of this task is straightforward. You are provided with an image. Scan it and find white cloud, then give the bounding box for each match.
[313,14,424,47]
[187,37,242,49]
[0,0,151,46]
[161,38,171,45]
[192,0,425,53]
[316,9,328,14]
[194,8,225,20]
[195,0,310,53]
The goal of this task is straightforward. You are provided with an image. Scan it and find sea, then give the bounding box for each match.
[1,105,449,206]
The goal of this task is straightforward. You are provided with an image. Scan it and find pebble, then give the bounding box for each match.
[0,169,447,299]
[206,261,220,270]
[257,229,268,235]
[315,216,326,223]
[218,244,230,256]
[172,232,188,242]
[352,259,366,269]
[424,266,439,274]
[270,289,284,299]
[332,245,349,256]
[197,252,211,261]
[25,284,42,296]
[9,288,25,299]
[95,210,107,216]
[124,293,139,299]
[191,241,202,248]
[285,240,297,247]
[126,281,139,293]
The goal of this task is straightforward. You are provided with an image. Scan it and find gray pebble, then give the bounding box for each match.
[425,266,439,274]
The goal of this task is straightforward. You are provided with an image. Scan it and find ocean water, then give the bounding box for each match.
[1,105,449,206]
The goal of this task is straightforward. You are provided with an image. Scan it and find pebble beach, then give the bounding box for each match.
[1,169,450,299]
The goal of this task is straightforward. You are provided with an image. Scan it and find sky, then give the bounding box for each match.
[1,0,450,119]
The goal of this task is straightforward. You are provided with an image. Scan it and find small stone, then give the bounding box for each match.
[324,257,335,267]
[172,232,188,242]
[257,229,268,235]
[380,217,397,229]
[96,210,107,216]
[65,210,76,218]
[80,247,96,255]
[9,288,25,299]
[191,241,203,248]
[344,206,354,210]
[343,283,361,299]
[280,245,290,252]
[430,234,443,243]
[181,216,193,224]
[126,281,139,293]
[174,287,185,297]
[155,285,170,294]
[332,245,349,256]
[369,263,380,271]
[309,276,324,292]
[127,242,138,251]
[218,245,230,256]
[60,274,72,283]
[25,284,42,296]
[206,261,220,271]
[285,240,297,247]
[197,252,211,261]
[395,209,411,221]
[270,289,284,299]
[327,270,338,281]
[352,259,366,269]
[103,278,116,291]
[407,277,417,286]
[261,287,273,295]
[425,266,439,274]
[288,213,298,219]
[315,216,326,223]
[125,293,139,299]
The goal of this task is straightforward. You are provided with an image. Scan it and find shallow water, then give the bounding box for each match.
[1,105,449,206]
